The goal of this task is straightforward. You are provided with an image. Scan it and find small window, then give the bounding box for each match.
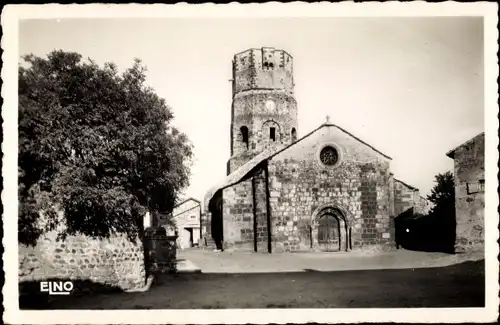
[291,128,297,142]
[270,127,276,141]
[240,126,249,149]
[467,179,485,194]
[269,62,274,68]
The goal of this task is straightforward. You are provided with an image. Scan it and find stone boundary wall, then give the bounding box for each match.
[19,230,146,291]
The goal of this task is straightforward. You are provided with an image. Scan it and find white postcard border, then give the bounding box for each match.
[2,2,498,324]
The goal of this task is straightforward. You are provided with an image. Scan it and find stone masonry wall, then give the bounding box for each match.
[416,196,432,215]
[233,48,294,95]
[222,178,255,250]
[228,47,298,174]
[393,179,418,216]
[19,230,146,291]
[253,167,269,252]
[388,174,395,217]
[268,125,394,253]
[253,48,294,94]
[393,179,432,216]
[452,133,485,252]
[228,90,298,173]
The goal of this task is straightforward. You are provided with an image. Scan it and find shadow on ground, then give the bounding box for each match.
[19,278,125,309]
[23,260,485,310]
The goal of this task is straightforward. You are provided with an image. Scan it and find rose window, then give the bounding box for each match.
[319,146,339,166]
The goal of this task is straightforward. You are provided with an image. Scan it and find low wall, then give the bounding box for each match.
[19,231,146,291]
[144,228,177,274]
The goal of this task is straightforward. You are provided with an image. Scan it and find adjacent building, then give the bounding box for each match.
[203,47,429,253]
[446,132,485,252]
[143,198,203,249]
[171,198,202,249]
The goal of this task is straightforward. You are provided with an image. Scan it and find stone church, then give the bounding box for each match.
[203,47,429,253]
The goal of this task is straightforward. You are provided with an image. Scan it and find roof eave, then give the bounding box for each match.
[173,197,201,209]
[393,178,418,191]
[204,122,394,208]
[324,123,392,160]
[446,132,484,159]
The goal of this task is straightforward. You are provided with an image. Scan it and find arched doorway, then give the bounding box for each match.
[311,205,351,252]
[209,190,224,251]
[317,213,341,252]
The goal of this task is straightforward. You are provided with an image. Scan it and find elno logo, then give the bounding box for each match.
[40,281,74,295]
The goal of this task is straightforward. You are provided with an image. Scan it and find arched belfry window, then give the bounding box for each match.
[240,126,249,149]
[262,120,281,144]
[291,128,297,142]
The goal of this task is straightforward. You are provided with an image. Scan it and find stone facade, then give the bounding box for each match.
[417,195,433,215]
[228,48,298,174]
[204,48,430,253]
[393,178,431,215]
[447,133,485,252]
[206,123,430,253]
[19,230,146,291]
[267,126,393,252]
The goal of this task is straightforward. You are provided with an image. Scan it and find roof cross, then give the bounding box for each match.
[325,115,331,124]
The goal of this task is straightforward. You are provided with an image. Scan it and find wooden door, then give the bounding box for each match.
[317,213,340,252]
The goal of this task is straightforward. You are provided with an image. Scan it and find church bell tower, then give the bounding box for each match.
[227,47,299,175]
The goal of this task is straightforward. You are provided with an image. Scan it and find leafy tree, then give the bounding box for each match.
[427,171,455,220]
[19,50,192,246]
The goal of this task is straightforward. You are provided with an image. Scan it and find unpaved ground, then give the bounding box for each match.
[177,248,485,273]
[43,260,485,309]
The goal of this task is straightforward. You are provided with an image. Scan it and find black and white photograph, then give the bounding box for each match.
[2,2,498,324]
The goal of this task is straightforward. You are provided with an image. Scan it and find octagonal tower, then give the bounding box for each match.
[227,47,299,175]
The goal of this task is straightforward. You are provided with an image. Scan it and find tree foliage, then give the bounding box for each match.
[19,50,192,245]
[426,171,455,221]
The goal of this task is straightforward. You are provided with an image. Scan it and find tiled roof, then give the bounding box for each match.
[203,122,392,210]
[203,145,285,210]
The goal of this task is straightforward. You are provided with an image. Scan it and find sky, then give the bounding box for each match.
[19,17,484,201]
